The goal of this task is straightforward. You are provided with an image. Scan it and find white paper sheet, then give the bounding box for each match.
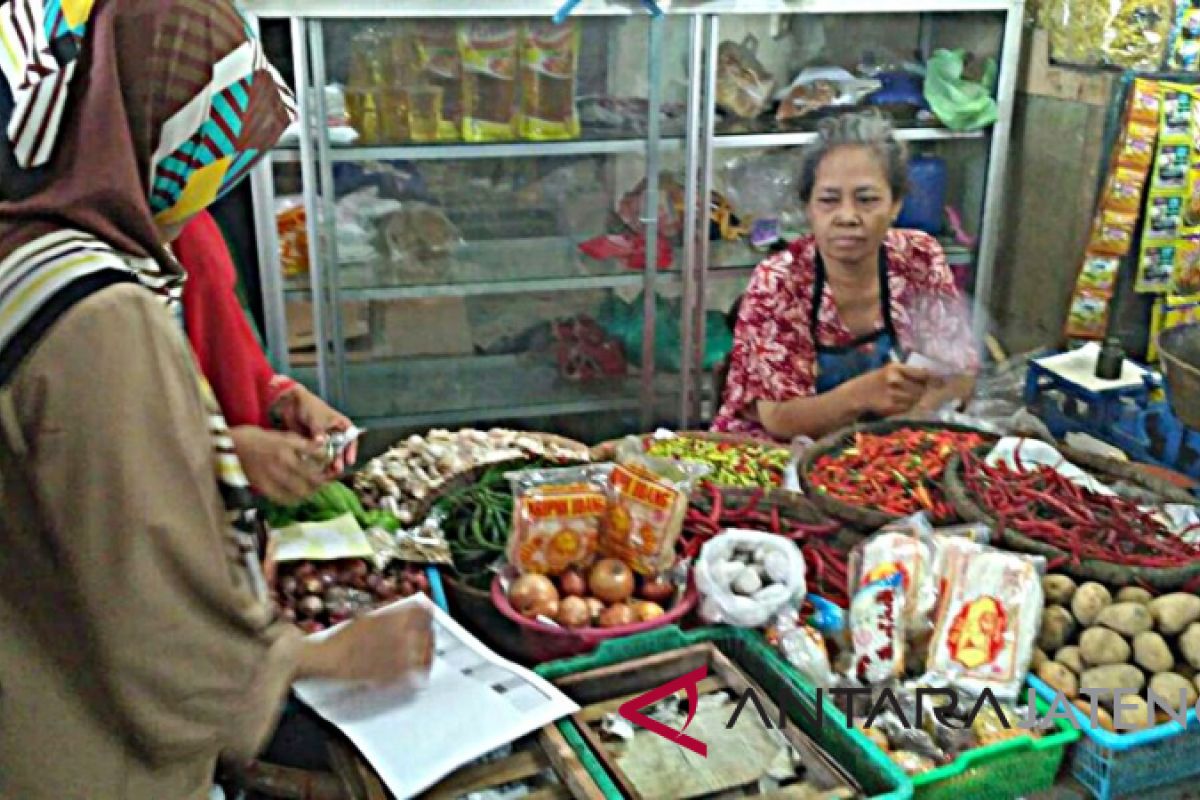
[292,594,579,800]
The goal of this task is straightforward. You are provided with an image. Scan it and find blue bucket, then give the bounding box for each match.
[897,155,947,235]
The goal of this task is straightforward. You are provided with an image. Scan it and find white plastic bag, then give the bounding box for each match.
[695,529,806,628]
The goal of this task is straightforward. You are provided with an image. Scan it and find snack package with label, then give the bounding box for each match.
[849,570,907,684]
[1065,289,1112,338]
[1139,241,1180,293]
[928,530,988,626]
[1161,85,1196,141]
[716,36,775,119]
[602,446,710,575]
[1101,166,1148,213]
[1145,193,1186,241]
[1090,208,1139,255]
[1117,122,1159,170]
[519,21,581,141]
[506,464,613,575]
[924,546,1045,700]
[276,195,309,277]
[1173,238,1200,294]
[1078,253,1122,293]
[1153,143,1191,190]
[1129,78,1164,124]
[413,22,463,141]
[1169,0,1200,69]
[1102,0,1175,69]
[459,22,519,142]
[1184,166,1200,234]
[849,515,937,639]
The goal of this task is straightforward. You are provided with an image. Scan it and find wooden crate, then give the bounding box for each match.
[327,725,605,800]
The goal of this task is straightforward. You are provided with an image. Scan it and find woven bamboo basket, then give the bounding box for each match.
[797,419,999,530]
[943,443,1200,590]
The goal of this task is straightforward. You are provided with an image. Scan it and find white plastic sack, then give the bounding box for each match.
[694,529,806,628]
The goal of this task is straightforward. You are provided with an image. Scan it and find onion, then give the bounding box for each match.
[585,597,606,623]
[599,603,636,628]
[638,575,675,604]
[509,574,560,617]
[633,601,665,622]
[558,569,587,598]
[557,596,592,628]
[589,559,635,604]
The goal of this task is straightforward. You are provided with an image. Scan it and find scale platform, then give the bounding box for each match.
[1025,343,1200,482]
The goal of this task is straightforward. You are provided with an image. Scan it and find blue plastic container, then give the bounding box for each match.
[897,155,947,235]
[1029,675,1200,799]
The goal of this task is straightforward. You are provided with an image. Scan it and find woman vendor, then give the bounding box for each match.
[712,111,979,441]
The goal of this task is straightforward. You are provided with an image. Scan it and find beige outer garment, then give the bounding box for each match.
[0,283,301,800]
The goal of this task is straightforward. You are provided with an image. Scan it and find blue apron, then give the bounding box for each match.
[811,248,900,396]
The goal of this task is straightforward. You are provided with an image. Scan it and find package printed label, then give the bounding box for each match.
[1155,144,1191,188]
[1138,242,1179,292]
[1146,194,1186,240]
[1078,254,1122,293]
[1163,87,1195,141]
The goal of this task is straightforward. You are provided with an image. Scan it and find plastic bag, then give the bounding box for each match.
[849,515,938,640]
[923,50,998,132]
[506,464,613,575]
[721,152,804,226]
[602,451,709,575]
[773,610,836,687]
[1048,0,1173,68]
[924,545,1046,700]
[716,36,775,119]
[775,67,881,122]
[598,291,733,372]
[694,530,807,628]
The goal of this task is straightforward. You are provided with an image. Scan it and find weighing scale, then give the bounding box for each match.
[1025,342,1200,482]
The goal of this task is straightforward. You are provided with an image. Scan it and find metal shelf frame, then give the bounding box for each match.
[244,0,1025,432]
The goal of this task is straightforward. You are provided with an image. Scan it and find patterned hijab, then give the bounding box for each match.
[0,0,295,587]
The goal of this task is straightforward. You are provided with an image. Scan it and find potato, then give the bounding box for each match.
[1081,628,1132,666]
[1072,583,1113,627]
[1113,694,1152,730]
[1179,622,1200,670]
[1117,586,1154,605]
[1150,673,1198,707]
[1038,605,1076,653]
[1073,698,1115,731]
[1038,662,1079,699]
[1177,662,1197,681]
[1096,602,1154,637]
[1031,647,1049,672]
[1055,645,1086,675]
[1081,664,1145,695]
[1132,631,1174,674]
[1149,593,1200,637]
[1043,574,1078,606]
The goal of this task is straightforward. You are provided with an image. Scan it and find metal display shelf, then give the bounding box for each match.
[247,1,1023,435]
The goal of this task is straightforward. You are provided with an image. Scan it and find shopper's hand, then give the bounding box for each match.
[229,426,328,505]
[275,386,358,473]
[299,603,435,684]
[853,363,931,418]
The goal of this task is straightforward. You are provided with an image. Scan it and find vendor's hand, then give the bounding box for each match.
[299,603,435,684]
[274,386,358,473]
[229,426,328,505]
[855,363,930,418]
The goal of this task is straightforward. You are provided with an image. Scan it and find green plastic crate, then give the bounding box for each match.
[771,656,1079,800]
[536,625,913,800]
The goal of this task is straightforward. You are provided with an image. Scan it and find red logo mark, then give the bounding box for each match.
[617,665,709,757]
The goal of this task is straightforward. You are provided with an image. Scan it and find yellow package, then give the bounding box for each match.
[1154,143,1191,190]
[1136,241,1179,292]
[1103,0,1175,70]
[1145,193,1187,241]
[1102,167,1149,213]
[1161,85,1196,142]
[1090,209,1140,255]
[518,21,581,142]
[1174,238,1200,295]
[1130,79,1163,125]
[1183,167,1200,235]
[1149,293,1200,361]
[506,465,611,576]
[1078,253,1122,294]
[458,22,519,143]
[1066,290,1111,339]
[1118,123,1160,169]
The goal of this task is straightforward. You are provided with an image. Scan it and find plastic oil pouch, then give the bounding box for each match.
[506,464,613,575]
[413,22,463,141]
[459,22,519,142]
[925,546,1046,700]
[519,21,581,141]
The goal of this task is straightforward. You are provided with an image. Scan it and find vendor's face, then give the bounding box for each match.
[807,146,902,267]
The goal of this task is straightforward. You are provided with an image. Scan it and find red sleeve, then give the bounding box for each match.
[890,231,981,374]
[176,211,293,429]
[712,246,815,431]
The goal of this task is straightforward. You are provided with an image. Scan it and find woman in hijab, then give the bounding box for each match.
[0,2,432,798]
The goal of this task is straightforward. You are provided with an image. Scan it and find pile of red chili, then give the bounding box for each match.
[680,484,850,606]
[808,428,988,520]
[962,452,1200,569]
